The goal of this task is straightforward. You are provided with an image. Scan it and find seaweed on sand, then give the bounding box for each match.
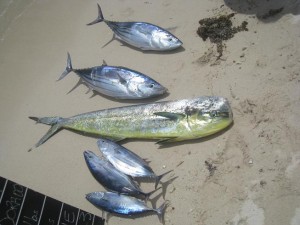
[197,13,248,59]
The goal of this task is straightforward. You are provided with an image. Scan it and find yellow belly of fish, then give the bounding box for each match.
[65,116,231,142]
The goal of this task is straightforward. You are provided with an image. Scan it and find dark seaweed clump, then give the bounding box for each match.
[205,160,217,177]
[197,13,248,59]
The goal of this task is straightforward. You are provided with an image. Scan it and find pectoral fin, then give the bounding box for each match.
[154,112,185,121]
[117,74,127,85]
[156,136,187,144]
[122,186,133,193]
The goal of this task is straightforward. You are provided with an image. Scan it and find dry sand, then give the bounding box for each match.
[0,0,300,224]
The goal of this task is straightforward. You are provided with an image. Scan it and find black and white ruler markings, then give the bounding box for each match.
[0,176,104,225]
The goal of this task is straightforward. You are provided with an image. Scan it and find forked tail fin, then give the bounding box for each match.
[28,116,65,151]
[155,201,170,223]
[57,52,73,81]
[155,170,173,189]
[87,4,105,26]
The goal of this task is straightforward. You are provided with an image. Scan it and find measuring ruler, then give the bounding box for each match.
[0,176,104,225]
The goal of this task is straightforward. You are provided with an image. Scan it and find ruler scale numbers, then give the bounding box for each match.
[0,176,104,225]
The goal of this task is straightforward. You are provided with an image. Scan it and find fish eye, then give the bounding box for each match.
[149,83,154,88]
[102,197,109,201]
[210,111,218,117]
[168,38,173,42]
[96,192,105,199]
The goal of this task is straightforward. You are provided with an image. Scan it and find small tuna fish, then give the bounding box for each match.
[29,96,233,150]
[84,150,158,200]
[58,53,167,99]
[97,138,172,189]
[86,192,168,223]
[87,4,182,51]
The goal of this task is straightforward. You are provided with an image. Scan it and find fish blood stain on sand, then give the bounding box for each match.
[0,176,104,225]
[197,13,248,59]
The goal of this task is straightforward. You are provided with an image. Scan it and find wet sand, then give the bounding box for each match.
[0,0,300,224]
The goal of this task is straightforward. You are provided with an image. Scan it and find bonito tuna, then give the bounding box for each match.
[29,96,233,150]
[87,4,182,51]
[86,192,168,223]
[58,53,167,99]
[97,138,172,188]
[84,150,158,199]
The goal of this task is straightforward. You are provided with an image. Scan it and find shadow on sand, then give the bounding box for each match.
[224,0,300,22]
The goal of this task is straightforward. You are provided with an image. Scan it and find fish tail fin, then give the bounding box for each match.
[144,187,162,201]
[155,201,170,223]
[28,116,65,151]
[57,52,73,81]
[155,170,173,189]
[87,4,104,26]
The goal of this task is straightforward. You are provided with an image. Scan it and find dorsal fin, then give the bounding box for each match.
[154,112,185,121]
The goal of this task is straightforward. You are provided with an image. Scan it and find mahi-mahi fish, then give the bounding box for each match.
[58,53,167,99]
[87,4,183,51]
[29,96,233,151]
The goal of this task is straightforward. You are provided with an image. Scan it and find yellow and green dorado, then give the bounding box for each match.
[29,96,233,150]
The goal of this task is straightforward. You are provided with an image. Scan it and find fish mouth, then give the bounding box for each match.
[146,86,168,98]
[177,39,183,45]
[168,41,182,50]
[214,97,233,117]
[158,86,169,95]
[84,150,97,160]
[86,193,92,200]
[174,39,183,48]
[220,100,233,120]
[163,87,169,93]
[218,110,232,119]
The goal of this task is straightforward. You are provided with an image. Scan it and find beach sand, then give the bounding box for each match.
[0,0,300,224]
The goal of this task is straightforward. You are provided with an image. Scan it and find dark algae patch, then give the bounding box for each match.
[197,13,248,59]
[205,160,217,177]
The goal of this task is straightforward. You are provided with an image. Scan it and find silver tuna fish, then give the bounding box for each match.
[97,138,172,189]
[84,150,159,200]
[58,53,167,99]
[86,192,168,223]
[87,4,183,51]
